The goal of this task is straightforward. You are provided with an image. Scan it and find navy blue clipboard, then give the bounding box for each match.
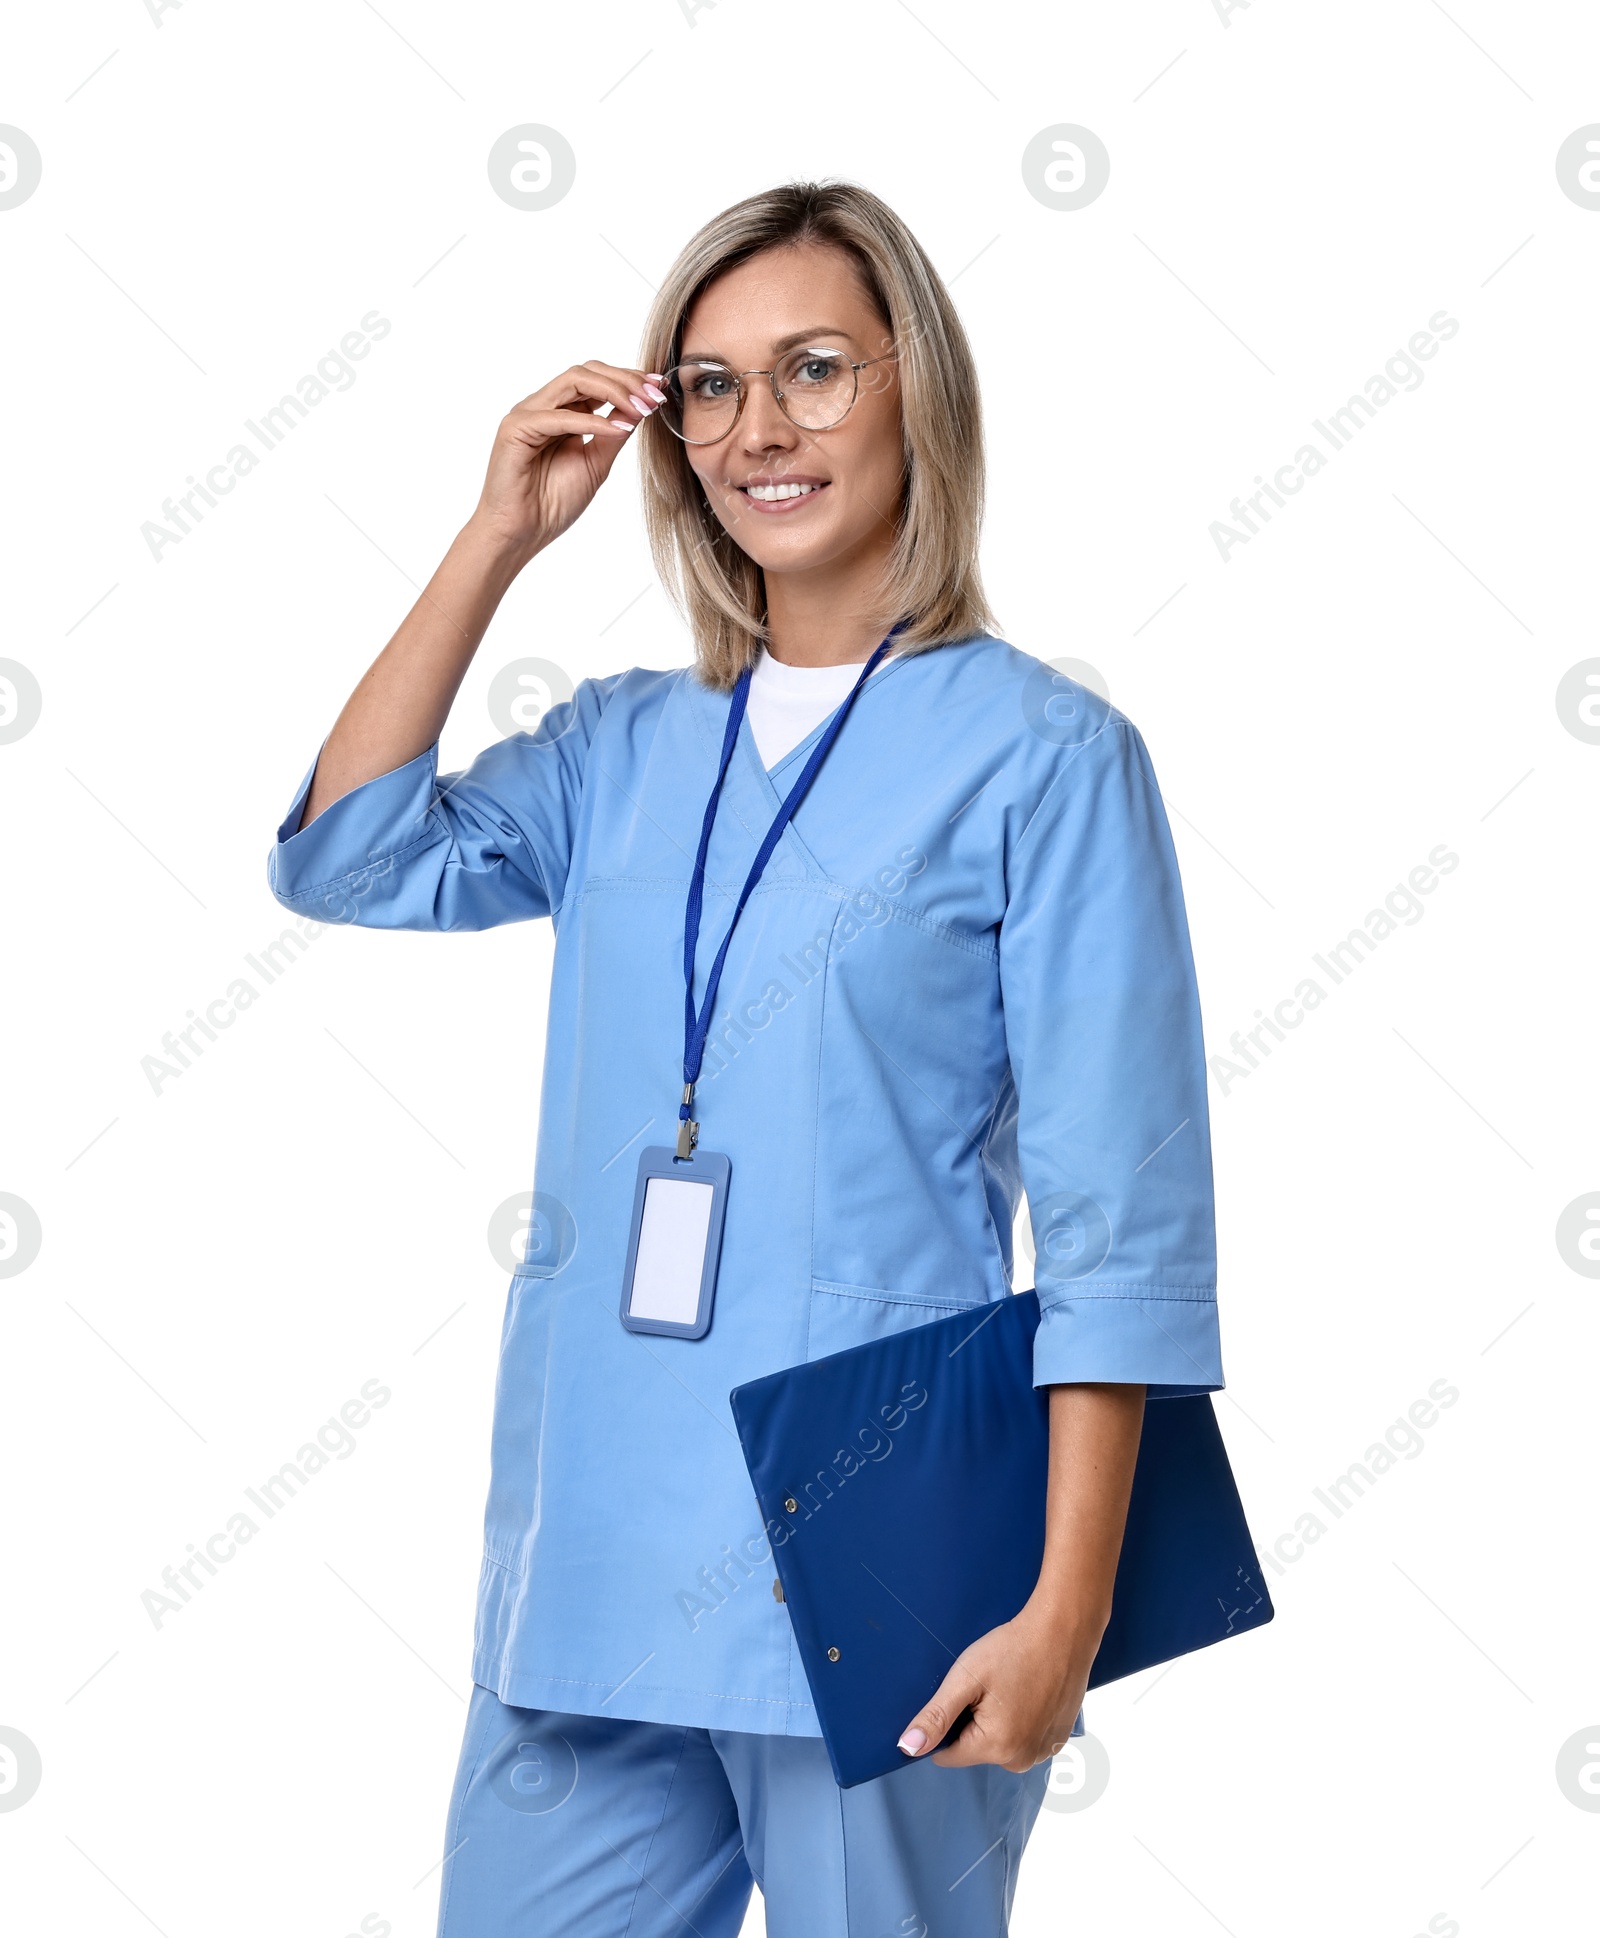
[729,1290,1273,1788]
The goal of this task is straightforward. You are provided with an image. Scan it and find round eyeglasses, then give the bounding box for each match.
[659,346,897,445]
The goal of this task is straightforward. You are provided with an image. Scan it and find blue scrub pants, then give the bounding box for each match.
[435,1684,1052,1937]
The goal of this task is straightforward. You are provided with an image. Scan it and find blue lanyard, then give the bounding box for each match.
[676,629,899,1158]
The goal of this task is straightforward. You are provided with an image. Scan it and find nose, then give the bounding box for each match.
[735,374,799,455]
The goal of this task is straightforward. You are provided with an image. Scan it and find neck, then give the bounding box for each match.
[762,533,897,667]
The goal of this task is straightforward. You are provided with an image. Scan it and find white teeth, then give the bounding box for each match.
[747,482,819,501]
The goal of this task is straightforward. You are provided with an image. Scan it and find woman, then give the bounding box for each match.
[270,182,1222,1937]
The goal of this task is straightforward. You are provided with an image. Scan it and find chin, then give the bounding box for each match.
[745,536,846,576]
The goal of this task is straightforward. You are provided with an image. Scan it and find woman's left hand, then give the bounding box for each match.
[894,1594,1101,1772]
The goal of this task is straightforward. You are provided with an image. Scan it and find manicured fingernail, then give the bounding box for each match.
[628,392,654,415]
[645,373,665,383]
[643,383,667,404]
[608,418,634,433]
[897,1728,927,1756]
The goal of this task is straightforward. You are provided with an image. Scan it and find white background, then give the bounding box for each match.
[2,1,1597,1934]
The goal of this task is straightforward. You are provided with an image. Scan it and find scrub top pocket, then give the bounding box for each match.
[807,1278,996,1361]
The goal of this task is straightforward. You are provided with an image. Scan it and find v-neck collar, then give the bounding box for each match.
[680,644,941,884]
[740,647,918,804]
[717,649,919,883]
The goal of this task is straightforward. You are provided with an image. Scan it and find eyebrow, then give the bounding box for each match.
[680,325,859,363]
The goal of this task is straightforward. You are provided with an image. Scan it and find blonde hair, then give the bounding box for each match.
[637,181,995,690]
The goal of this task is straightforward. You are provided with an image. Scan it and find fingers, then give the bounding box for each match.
[512,361,667,427]
[580,406,642,490]
[898,1664,984,1764]
[928,1706,996,1769]
[930,1714,1011,1770]
[507,407,636,447]
[900,1661,1063,1773]
[577,359,668,418]
[927,1704,1044,1774]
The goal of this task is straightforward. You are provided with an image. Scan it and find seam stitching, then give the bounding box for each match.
[472,1664,817,1707]
[275,822,441,901]
[1008,716,1133,866]
[811,1282,990,1312]
[1034,1283,1216,1303]
[569,874,998,962]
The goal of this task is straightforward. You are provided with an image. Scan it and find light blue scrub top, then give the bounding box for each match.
[268,634,1224,1736]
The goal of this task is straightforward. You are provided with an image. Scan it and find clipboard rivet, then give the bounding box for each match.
[827,1647,840,1662]
[783,1497,798,1513]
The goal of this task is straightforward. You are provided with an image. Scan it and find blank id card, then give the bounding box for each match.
[618,1148,731,1340]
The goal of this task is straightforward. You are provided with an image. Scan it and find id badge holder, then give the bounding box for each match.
[619,1146,731,1340]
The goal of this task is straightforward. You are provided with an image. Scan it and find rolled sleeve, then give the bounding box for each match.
[1032,1290,1223,1396]
[1001,713,1223,1399]
[267,677,617,932]
[270,744,445,925]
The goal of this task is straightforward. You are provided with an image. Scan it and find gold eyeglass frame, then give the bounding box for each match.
[659,349,898,445]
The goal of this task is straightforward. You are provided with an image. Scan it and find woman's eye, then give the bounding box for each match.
[691,372,733,398]
[793,356,841,386]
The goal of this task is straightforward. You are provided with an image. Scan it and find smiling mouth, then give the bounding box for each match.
[737,480,829,511]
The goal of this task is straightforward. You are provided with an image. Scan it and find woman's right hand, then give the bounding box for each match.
[297,361,664,829]
[468,361,666,561]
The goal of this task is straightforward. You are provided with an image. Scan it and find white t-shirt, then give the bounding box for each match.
[745,648,886,770]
